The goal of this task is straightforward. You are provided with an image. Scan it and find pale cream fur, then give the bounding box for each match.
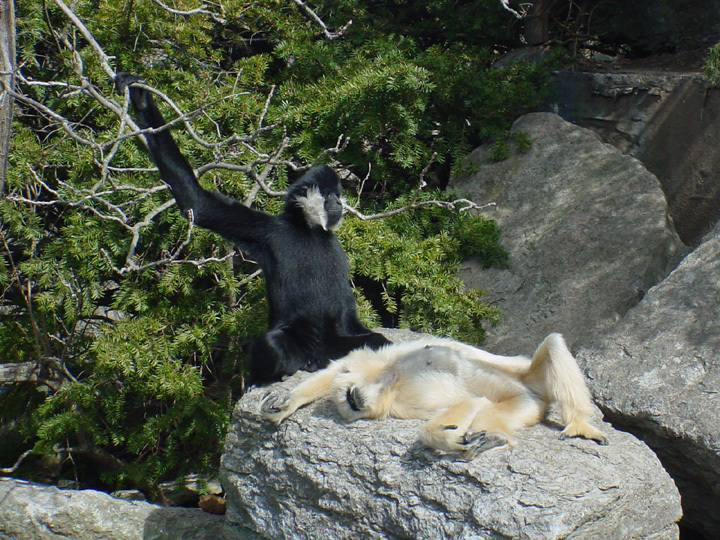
[294,186,345,231]
[261,333,608,457]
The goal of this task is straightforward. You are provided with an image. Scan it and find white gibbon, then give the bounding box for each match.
[261,333,608,457]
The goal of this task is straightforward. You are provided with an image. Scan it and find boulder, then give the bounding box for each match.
[450,112,684,356]
[0,477,260,540]
[577,222,720,539]
[221,331,682,540]
[544,70,720,245]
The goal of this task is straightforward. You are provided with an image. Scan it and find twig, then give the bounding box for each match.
[7,90,98,147]
[499,0,524,19]
[149,0,227,24]
[289,0,352,40]
[0,450,36,474]
[52,0,116,78]
[343,199,496,221]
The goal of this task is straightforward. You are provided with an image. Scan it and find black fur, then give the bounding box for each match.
[116,73,390,385]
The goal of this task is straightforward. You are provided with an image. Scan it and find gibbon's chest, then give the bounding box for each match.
[381,348,473,418]
[393,371,472,415]
[264,226,349,282]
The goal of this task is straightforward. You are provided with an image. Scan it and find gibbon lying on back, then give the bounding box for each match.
[261,333,608,457]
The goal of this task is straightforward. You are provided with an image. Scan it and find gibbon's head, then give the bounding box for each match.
[331,373,375,422]
[329,350,392,422]
[285,165,345,231]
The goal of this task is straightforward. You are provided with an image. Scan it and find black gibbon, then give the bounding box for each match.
[115,73,390,385]
[261,333,608,457]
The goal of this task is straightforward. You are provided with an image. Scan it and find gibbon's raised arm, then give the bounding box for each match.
[115,73,272,247]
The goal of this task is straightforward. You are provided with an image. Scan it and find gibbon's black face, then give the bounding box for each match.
[285,167,345,231]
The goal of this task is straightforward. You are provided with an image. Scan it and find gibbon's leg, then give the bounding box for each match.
[522,333,608,445]
[420,391,545,456]
[260,361,346,423]
[248,324,332,385]
[429,340,533,376]
[420,398,511,455]
[248,330,306,386]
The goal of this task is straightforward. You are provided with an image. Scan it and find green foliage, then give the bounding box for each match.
[706,42,720,85]
[489,129,532,161]
[341,193,506,343]
[2,0,547,496]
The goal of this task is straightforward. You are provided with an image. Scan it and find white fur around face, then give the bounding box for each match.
[296,186,329,230]
[295,186,345,230]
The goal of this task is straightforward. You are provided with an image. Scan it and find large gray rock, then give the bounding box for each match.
[544,70,720,245]
[450,112,683,356]
[221,332,682,540]
[577,222,720,539]
[0,477,260,540]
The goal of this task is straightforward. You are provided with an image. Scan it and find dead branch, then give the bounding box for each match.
[499,0,525,19]
[0,449,37,474]
[289,0,352,40]
[149,0,227,24]
[52,0,116,78]
[343,199,496,221]
[343,152,497,220]
[10,0,497,273]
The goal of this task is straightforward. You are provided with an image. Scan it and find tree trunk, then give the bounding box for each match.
[524,0,550,46]
[0,0,16,195]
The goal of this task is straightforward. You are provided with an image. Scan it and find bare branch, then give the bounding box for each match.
[149,0,227,24]
[52,0,116,78]
[344,152,496,220]
[121,82,257,150]
[10,0,497,275]
[499,0,524,19]
[150,0,210,16]
[343,199,497,221]
[8,89,99,147]
[0,450,37,475]
[289,0,352,40]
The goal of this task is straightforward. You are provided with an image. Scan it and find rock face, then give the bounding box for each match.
[221,333,682,540]
[544,70,720,245]
[576,222,720,539]
[450,112,683,356]
[448,113,719,538]
[0,477,260,540]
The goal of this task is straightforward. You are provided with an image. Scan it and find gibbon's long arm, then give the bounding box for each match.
[115,73,272,247]
[261,361,344,423]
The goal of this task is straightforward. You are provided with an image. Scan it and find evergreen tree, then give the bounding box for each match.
[1,0,547,496]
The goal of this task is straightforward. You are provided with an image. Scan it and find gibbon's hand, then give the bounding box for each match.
[115,73,153,113]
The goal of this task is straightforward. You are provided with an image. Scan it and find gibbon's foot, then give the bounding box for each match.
[460,430,508,457]
[559,421,609,446]
[345,386,366,412]
[260,390,291,423]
